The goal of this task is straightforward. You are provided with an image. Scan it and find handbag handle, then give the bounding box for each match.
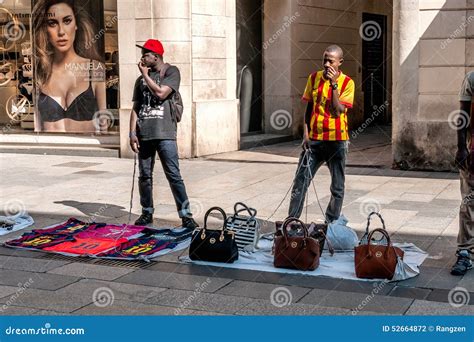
[281,217,309,243]
[365,212,386,233]
[308,223,335,256]
[366,228,392,259]
[234,202,257,218]
[203,207,227,231]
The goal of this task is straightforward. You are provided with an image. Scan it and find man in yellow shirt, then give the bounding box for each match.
[288,45,355,223]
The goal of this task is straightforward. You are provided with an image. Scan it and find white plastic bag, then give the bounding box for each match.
[391,256,420,281]
[325,215,359,251]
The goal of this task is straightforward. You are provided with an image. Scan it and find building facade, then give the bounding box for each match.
[0,0,471,171]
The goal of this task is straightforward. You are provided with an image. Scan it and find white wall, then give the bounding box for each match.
[117,0,238,158]
[393,0,472,170]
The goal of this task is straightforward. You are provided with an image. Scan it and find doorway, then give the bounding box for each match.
[236,0,263,134]
[361,12,388,123]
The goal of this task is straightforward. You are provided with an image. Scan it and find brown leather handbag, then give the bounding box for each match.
[275,220,328,256]
[354,228,404,280]
[274,218,322,271]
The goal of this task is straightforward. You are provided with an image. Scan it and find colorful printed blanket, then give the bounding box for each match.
[4,218,192,261]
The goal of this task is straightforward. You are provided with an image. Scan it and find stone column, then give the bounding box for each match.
[263,0,295,136]
[117,0,138,158]
[392,0,420,169]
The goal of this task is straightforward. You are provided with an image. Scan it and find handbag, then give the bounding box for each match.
[189,207,239,263]
[225,202,260,251]
[359,212,388,246]
[354,228,404,280]
[273,217,321,271]
[275,220,327,256]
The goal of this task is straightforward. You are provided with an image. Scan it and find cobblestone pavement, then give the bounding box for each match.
[0,132,472,315]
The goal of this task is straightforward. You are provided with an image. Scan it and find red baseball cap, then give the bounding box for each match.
[136,39,164,56]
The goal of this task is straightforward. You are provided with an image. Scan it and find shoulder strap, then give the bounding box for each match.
[159,63,171,83]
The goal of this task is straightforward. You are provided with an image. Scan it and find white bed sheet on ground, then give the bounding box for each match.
[180,239,428,282]
[0,214,34,236]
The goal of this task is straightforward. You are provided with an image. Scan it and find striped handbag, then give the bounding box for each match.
[225,202,260,251]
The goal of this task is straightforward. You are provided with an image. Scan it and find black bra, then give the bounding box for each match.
[38,60,98,122]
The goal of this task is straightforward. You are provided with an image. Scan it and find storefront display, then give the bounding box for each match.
[0,0,119,134]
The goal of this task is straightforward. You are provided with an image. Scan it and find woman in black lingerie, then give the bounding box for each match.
[32,0,106,133]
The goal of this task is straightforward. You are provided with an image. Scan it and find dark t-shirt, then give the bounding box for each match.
[132,65,180,140]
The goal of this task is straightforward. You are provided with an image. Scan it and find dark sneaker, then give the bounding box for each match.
[182,216,199,230]
[451,250,473,276]
[134,212,153,226]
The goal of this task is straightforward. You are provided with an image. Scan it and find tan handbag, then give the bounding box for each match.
[274,218,322,271]
[354,228,404,280]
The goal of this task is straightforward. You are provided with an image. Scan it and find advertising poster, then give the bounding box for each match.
[32,0,109,133]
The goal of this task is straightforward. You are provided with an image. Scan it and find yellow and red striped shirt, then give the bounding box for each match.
[302,70,355,141]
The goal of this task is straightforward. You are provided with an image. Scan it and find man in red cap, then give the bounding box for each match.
[129,39,198,229]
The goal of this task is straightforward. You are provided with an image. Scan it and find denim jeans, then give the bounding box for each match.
[138,139,191,218]
[288,140,347,223]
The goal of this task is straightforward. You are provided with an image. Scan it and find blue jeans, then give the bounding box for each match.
[288,140,347,223]
[138,139,191,218]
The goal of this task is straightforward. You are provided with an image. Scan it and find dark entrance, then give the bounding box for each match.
[236,0,263,133]
[361,13,388,123]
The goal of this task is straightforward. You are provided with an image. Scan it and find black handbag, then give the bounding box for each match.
[189,207,239,263]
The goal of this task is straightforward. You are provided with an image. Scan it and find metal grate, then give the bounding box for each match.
[91,258,155,269]
[40,254,95,263]
[40,253,155,269]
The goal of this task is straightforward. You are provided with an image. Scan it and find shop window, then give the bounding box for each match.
[0,0,119,135]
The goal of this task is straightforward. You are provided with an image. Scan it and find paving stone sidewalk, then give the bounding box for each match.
[0,136,472,316]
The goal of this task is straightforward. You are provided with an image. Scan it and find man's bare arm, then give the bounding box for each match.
[142,71,173,99]
[129,107,140,153]
[329,86,346,116]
